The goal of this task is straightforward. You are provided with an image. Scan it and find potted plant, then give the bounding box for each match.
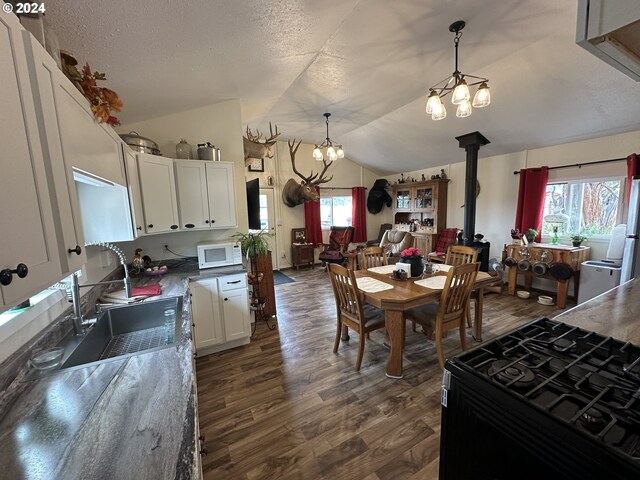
[525,228,538,243]
[570,234,588,247]
[232,231,273,259]
[399,246,424,277]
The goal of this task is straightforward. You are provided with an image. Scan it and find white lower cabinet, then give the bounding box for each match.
[190,273,250,355]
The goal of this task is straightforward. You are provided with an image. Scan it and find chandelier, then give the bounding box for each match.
[312,113,344,161]
[425,20,491,121]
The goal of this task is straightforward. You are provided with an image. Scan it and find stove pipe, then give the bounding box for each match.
[455,131,490,245]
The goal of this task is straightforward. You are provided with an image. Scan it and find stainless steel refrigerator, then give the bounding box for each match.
[621,178,640,283]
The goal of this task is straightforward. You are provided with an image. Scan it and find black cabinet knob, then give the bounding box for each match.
[170,224,178,230]
[0,263,28,286]
[224,297,228,301]
[185,223,194,229]
[148,224,154,229]
[136,226,142,231]
[204,220,209,224]
[210,219,215,224]
[67,245,82,255]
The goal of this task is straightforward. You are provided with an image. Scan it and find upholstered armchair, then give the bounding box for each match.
[319,226,355,267]
[427,228,459,263]
[379,230,413,264]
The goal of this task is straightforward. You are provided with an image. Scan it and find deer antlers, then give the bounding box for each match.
[245,122,280,145]
[288,139,333,185]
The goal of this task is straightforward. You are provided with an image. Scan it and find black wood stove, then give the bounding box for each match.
[440,318,640,480]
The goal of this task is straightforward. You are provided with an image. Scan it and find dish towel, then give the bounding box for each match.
[132,284,162,296]
[356,277,394,293]
[367,265,397,274]
[414,276,448,290]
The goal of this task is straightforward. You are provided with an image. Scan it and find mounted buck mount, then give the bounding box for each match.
[282,139,333,207]
[243,122,281,166]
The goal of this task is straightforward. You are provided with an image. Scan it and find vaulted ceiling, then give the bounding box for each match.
[46,0,640,174]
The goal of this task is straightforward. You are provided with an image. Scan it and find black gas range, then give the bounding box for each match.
[439,317,640,480]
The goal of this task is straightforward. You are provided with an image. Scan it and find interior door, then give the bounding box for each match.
[257,188,277,270]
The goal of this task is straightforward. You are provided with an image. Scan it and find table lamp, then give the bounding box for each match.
[543,213,570,245]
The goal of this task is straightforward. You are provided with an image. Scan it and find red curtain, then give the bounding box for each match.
[304,186,322,247]
[351,187,367,242]
[627,153,639,200]
[514,167,549,242]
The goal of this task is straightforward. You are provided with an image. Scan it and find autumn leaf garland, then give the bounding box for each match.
[79,63,123,126]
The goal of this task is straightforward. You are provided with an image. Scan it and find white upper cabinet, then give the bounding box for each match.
[137,153,180,234]
[0,13,62,308]
[175,160,237,230]
[122,146,145,237]
[23,32,86,274]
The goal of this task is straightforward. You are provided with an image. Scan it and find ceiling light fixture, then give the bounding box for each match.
[426,20,491,121]
[312,113,344,161]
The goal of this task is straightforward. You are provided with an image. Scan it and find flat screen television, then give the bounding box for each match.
[246,179,261,230]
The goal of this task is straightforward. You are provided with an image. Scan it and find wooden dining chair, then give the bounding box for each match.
[359,246,388,270]
[444,245,478,266]
[405,262,479,369]
[327,263,386,371]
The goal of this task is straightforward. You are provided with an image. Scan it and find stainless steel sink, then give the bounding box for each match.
[59,296,183,370]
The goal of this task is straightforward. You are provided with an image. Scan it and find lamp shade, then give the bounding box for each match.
[472,82,491,107]
[456,100,472,118]
[313,147,323,161]
[426,91,441,114]
[451,79,470,105]
[431,102,447,120]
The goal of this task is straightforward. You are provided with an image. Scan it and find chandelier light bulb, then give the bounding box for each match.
[472,82,491,108]
[313,147,323,161]
[456,100,472,118]
[425,91,441,114]
[451,79,470,105]
[336,147,344,159]
[326,145,336,158]
[431,102,447,120]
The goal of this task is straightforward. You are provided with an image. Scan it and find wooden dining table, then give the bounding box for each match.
[353,267,497,378]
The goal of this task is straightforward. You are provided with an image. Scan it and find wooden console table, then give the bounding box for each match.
[506,243,590,308]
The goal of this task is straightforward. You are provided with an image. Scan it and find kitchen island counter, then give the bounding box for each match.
[554,275,640,343]
[0,261,245,479]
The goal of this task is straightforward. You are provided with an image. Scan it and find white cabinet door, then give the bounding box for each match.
[190,278,224,351]
[175,160,210,230]
[218,273,250,341]
[220,288,251,341]
[206,162,237,229]
[123,146,145,237]
[137,153,180,234]
[54,83,125,186]
[0,14,61,308]
[23,32,87,275]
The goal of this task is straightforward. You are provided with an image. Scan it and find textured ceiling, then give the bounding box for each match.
[45,0,640,174]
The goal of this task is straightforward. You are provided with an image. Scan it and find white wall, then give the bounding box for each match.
[246,140,383,268]
[114,99,248,260]
[385,130,639,293]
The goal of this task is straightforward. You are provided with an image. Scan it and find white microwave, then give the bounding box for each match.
[197,241,242,269]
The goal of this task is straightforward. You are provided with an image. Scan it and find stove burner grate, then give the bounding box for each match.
[488,359,536,389]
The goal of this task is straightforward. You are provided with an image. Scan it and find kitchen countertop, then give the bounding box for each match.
[0,260,245,480]
[554,275,640,343]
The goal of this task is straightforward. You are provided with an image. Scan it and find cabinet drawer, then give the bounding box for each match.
[218,274,247,291]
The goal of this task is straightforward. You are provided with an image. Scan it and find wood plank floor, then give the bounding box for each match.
[196,268,566,479]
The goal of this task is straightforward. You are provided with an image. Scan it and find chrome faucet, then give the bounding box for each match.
[70,242,132,335]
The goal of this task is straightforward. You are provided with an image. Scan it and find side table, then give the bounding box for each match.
[292,243,314,270]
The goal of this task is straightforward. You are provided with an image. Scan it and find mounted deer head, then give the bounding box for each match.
[243,122,280,166]
[282,139,333,207]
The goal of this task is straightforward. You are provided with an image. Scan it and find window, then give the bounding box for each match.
[543,178,624,236]
[320,195,352,229]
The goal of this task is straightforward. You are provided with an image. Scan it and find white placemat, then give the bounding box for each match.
[435,264,452,272]
[414,276,448,290]
[356,277,394,293]
[367,264,397,274]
